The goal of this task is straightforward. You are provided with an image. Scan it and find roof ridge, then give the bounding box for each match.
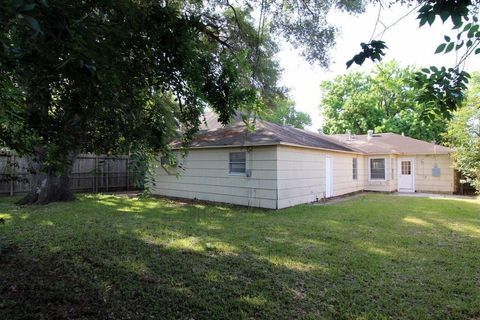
[260,120,360,153]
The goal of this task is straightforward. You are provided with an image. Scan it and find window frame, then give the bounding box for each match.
[228,151,247,176]
[369,157,387,181]
[352,158,358,180]
[401,160,412,175]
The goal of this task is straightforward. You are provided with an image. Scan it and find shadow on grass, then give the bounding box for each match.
[1,229,326,318]
[1,194,480,319]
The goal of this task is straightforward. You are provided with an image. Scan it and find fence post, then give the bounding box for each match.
[126,156,129,192]
[9,154,15,196]
[94,155,98,193]
[106,157,109,193]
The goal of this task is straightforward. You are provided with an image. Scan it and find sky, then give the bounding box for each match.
[277,3,480,131]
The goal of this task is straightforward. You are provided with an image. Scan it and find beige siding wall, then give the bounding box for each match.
[151,146,278,209]
[276,146,364,209]
[153,145,454,209]
[414,154,454,193]
[364,155,398,192]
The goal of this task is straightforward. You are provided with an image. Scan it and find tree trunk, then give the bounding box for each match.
[16,153,77,205]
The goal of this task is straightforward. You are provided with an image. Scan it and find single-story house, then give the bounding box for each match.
[152,114,455,209]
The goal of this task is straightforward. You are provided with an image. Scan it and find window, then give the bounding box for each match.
[370,158,386,180]
[391,158,395,179]
[401,161,411,175]
[352,158,358,180]
[229,152,246,175]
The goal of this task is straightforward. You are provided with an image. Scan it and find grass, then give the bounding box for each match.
[1,194,479,319]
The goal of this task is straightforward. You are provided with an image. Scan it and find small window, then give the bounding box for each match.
[391,158,395,179]
[229,152,246,175]
[370,158,386,180]
[432,165,441,177]
[352,158,358,180]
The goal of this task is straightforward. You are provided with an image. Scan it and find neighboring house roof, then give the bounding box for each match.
[172,112,453,155]
[330,133,453,155]
[172,115,357,153]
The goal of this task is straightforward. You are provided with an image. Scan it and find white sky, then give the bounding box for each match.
[277,3,480,131]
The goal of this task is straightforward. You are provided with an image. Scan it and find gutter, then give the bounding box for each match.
[171,141,363,155]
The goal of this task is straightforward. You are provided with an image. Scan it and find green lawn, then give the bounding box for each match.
[1,194,479,319]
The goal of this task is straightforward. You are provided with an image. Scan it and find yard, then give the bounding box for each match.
[1,194,479,319]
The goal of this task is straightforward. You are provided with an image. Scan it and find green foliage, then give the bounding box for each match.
[128,149,158,198]
[263,98,312,129]
[0,1,261,178]
[445,72,480,193]
[417,1,471,28]
[348,1,479,115]
[0,217,4,254]
[243,0,366,66]
[414,67,470,119]
[346,40,388,68]
[320,61,450,142]
[0,1,368,202]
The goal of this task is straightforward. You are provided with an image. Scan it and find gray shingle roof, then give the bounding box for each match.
[172,115,356,152]
[172,112,453,155]
[330,133,453,155]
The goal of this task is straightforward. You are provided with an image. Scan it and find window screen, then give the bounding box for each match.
[352,158,358,180]
[229,152,246,174]
[370,158,386,180]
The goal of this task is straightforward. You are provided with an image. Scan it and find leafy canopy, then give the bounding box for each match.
[0,0,367,172]
[347,0,480,116]
[320,61,450,142]
[444,72,480,193]
[263,98,312,129]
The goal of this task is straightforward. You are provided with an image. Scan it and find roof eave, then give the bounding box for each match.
[169,142,281,150]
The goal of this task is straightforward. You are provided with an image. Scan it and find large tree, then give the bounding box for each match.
[0,0,365,204]
[264,98,312,129]
[445,72,480,193]
[348,1,479,116]
[320,61,451,142]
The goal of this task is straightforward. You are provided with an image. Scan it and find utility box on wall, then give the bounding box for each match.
[432,165,441,177]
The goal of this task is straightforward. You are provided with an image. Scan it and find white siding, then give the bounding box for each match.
[276,146,365,209]
[151,146,278,209]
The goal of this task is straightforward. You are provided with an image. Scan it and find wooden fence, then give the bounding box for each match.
[0,153,141,196]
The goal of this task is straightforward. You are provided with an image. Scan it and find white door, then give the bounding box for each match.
[398,158,415,192]
[325,156,333,198]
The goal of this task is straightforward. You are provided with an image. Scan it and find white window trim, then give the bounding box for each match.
[229,172,247,177]
[228,152,247,176]
[368,157,387,181]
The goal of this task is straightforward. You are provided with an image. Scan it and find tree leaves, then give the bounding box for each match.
[21,15,43,37]
[0,1,276,178]
[320,61,450,142]
[414,67,470,119]
[346,40,387,68]
[417,1,469,28]
[444,73,480,192]
[445,42,455,53]
[435,43,447,54]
